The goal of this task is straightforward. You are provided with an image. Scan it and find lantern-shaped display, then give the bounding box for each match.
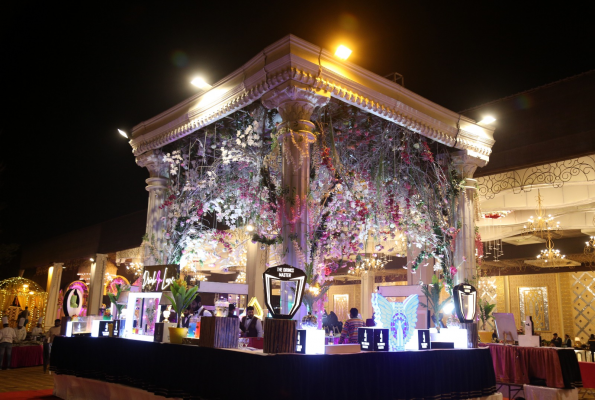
[453,283,477,323]
[263,265,306,319]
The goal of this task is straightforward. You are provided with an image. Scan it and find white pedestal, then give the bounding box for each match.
[518,334,541,347]
[404,328,468,350]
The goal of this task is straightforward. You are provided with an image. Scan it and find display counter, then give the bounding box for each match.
[5,342,44,368]
[51,336,497,400]
[487,343,582,389]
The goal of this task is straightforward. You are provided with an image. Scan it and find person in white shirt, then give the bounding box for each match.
[31,323,43,338]
[0,317,17,370]
[240,306,264,338]
[47,319,62,344]
[15,318,27,342]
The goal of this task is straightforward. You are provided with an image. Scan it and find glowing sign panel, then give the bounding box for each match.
[142,265,179,292]
[372,293,419,351]
[263,265,306,319]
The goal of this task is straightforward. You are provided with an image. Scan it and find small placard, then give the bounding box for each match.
[373,329,389,351]
[112,320,122,337]
[98,321,111,337]
[418,329,431,350]
[296,329,307,354]
[358,328,374,351]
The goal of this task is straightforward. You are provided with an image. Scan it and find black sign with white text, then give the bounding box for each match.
[373,329,389,351]
[296,329,307,354]
[418,329,431,350]
[142,265,179,292]
[358,328,374,351]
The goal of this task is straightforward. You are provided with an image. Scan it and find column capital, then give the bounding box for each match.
[136,149,168,178]
[451,149,488,179]
[262,82,330,125]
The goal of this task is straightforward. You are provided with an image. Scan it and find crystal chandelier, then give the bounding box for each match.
[235,271,246,284]
[348,253,388,276]
[125,262,144,277]
[522,190,560,237]
[585,236,595,264]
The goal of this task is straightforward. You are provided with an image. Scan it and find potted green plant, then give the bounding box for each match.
[163,279,199,344]
[478,299,497,343]
[107,284,130,320]
[420,275,452,333]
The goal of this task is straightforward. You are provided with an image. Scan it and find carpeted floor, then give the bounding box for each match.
[0,366,56,399]
[0,389,57,400]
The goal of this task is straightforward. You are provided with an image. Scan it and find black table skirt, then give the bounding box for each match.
[50,336,497,400]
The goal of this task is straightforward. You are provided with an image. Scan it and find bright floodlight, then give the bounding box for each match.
[191,77,211,89]
[335,45,352,60]
[246,224,255,232]
[118,129,128,138]
[479,116,496,125]
[443,301,455,314]
[90,258,95,262]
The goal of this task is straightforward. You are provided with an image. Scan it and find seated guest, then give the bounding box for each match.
[551,333,562,347]
[339,308,365,344]
[240,306,263,338]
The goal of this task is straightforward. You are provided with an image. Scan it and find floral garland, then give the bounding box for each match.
[156,100,465,290]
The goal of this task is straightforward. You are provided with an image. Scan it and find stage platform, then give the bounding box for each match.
[50,336,498,400]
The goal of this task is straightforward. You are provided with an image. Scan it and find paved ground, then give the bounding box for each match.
[0,366,56,398]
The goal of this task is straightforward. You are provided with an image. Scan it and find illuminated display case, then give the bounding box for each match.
[124,292,163,341]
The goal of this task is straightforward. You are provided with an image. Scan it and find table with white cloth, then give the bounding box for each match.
[523,384,578,400]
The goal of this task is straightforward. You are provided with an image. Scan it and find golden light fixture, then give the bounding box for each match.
[235,271,246,284]
[522,190,560,237]
[335,45,352,60]
[479,116,496,125]
[348,254,388,276]
[585,236,595,263]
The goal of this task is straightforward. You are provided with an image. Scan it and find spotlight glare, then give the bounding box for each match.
[191,77,211,89]
[335,45,352,60]
[117,129,128,138]
[479,116,496,125]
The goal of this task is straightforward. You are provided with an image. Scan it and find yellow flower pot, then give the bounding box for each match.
[479,331,493,343]
[168,327,188,344]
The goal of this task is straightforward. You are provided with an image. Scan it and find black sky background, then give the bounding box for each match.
[0,2,593,248]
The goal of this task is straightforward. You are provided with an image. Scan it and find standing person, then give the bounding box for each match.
[31,322,43,340]
[564,334,572,348]
[44,319,61,373]
[228,304,238,318]
[183,296,212,327]
[551,333,563,347]
[0,317,17,370]
[15,318,27,342]
[339,308,365,344]
[589,334,595,360]
[18,307,30,327]
[240,306,263,338]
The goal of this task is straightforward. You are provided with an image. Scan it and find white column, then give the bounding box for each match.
[87,254,107,316]
[452,150,486,285]
[360,271,376,320]
[45,262,63,330]
[263,83,330,314]
[136,150,169,265]
[246,241,267,312]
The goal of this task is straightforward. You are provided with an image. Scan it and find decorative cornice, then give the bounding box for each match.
[130,35,496,160]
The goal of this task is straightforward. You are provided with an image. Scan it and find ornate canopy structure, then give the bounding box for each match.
[130,35,496,317]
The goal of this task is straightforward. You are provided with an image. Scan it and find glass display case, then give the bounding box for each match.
[123,292,163,341]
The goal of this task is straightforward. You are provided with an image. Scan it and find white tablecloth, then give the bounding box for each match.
[523,385,578,400]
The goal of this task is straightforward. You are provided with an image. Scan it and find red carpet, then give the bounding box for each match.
[0,389,57,399]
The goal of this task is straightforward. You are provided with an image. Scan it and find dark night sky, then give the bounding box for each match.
[1,2,593,246]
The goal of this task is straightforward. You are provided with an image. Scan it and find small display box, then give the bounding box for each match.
[199,316,239,349]
[358,327,389,352]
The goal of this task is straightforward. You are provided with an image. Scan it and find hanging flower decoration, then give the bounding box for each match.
[157,100,465,292]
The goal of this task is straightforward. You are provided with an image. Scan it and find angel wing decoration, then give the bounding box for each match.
[372,293,419,351]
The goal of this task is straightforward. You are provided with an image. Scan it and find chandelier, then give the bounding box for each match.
[481,211,510,262]
[522,190,560,237]
[585,236,595,264]
[348,253,389,276]
[235,271,246,284]
[125,262,144,277]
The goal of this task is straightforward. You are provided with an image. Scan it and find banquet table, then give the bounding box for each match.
[488,343,582,389]
[51,336,498,400]
[4,343,44,368]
